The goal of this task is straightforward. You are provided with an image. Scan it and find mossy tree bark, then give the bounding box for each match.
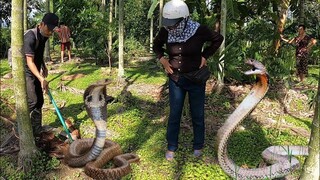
[11,0,39,173]
[44,0,51,61]
[216,0,226,93]
[300,66,320,179]
[108,0,113,68]
[298,0,305,25]
[118,0,124,78]
[273,0,290,55]
[23,0,27,31]
[159,0,163,28]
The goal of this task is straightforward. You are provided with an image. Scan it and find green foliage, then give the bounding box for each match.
[124,0,152,44]
[0,60,14,111]
[180,162,230,179]
[22,153,60,180]
[0,58,11,76]
[0,97,14,117]
[0,0,11,26]
[125,62,167,85]
[283,115,312,130]
[124,37,149,58]
[0,156,24,180]
[0,28,11,58]
[0,153,60,180]
[228,121,271,167]
[147,0,159,19]
[56,0,110,62]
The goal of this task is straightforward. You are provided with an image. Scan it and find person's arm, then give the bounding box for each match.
[41,62,48,78]
[56,28,63,41]
[280,34,295,44]
[153,28,173,74]
[201,26,224,60]
[67,26,71,38]
[26,56,49,93]
[307,38,317,51]
[153,27,167,60]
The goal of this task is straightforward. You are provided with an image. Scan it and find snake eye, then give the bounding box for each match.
[87,95,92,102]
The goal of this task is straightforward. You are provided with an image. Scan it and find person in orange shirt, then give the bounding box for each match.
[56,22,71,62]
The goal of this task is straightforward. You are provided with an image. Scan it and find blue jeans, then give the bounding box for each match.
[167,76,205,152]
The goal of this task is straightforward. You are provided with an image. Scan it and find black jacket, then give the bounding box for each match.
[153,25,224,74]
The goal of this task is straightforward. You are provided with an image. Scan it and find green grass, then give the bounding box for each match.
[0,58,11,76]
[125,67,167,85]
[307,65,319,85]
[0,58,316,180]
[283,115,312,130]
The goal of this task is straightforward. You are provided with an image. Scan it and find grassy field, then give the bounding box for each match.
[0,57,318,180]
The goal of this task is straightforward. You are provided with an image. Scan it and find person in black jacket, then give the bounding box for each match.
[24,13,59,138]
[153,0,223,161]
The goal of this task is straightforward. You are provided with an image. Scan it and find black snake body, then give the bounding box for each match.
[216,59,309,179]
[64,79,139,179]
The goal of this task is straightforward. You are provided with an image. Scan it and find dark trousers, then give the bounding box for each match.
[26,75,44,111]
[167,76,205,152]
[26,75,44,136]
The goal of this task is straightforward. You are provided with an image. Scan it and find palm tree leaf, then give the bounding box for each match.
[147,0,159,19]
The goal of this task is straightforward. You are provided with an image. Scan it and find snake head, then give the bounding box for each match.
[244,58,267,75]
[84,79,110,109]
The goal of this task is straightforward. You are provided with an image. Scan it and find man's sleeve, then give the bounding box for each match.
[201,26,224,59]
[24,31,36,57]
[153,27,167,60]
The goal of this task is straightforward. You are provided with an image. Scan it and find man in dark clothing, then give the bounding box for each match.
[24,13,59,137]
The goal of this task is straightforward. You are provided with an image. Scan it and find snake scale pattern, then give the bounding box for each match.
[64,79,139,179]
[216,59,309,179]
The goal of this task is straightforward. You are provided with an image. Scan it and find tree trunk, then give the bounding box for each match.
[44,0,51,61]
[300,66,320,179]
[114,0,117,18]
[216,0,226,93]
[11,0,39,173]
[100,0,108,65]
[118,0,124,78]
[49,0,54,51]
[298,0,305,25]
[108,0,113,69]
[149,16,154,53]
[101,0,106,11]
[273,0,290,55]
[159,0,163,27]
[23,0,27,31]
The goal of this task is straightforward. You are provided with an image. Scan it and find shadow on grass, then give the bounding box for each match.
[107,63,168,152]
[227,119,272,168]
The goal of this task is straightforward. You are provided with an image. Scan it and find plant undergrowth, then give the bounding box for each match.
[0,57,317,180]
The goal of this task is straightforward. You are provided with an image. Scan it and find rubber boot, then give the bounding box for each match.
[30,108,43,137]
